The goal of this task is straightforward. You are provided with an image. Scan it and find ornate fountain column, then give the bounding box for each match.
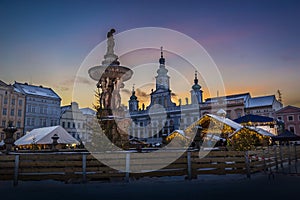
[3,121,18,154]
[88,29,133,149]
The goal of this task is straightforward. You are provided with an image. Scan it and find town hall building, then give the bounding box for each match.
[127,48,283,144]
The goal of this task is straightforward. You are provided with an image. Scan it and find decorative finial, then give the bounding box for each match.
[132,84,135,93]
[159,46,165,65]
[194,70,198,84]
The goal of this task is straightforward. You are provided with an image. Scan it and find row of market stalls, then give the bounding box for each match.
[2,110,299,151]
[165,110,300,151]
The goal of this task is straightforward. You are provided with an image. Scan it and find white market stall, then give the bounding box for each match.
[14,125,79,150]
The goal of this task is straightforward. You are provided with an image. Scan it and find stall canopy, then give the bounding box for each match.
[272,129,300,141]
[234,114,275,124]
[14,126,79,146]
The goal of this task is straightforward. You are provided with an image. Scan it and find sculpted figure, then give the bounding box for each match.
[106,29,116,55]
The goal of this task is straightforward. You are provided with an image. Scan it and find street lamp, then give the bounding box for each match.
[51,133,59,151]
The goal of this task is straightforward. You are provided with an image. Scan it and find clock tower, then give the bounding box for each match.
[155,47,170,91]
[148,47,176,108]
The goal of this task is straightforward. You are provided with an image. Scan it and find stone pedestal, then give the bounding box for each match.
[3,122,18,154]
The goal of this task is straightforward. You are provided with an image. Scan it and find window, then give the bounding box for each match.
[2,108,7,115]
[11,98,15,105]
[18,99,22,106]
[277,116,282,121]
[17,121,21,128]
[31,118,35,126]
[298,115,300,121]
[0,133,5,140]
[50,120,53,126]
[77,123,81,129]
[62,122,65,128]
[43,119,46,126]
[2,120,6,127]
[10,109,14,116]
[32,106,35,113]
[27,105,31,113]
[4,98,7,104]
[73,122,75,128]
[27,118,31,126]
[288,116,294,121]
[67,122,71,128]
[18,109,22,117]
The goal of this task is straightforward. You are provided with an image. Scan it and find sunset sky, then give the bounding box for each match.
[0,0,299,108]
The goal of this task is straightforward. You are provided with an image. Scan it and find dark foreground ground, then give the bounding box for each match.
[1,164,300,200]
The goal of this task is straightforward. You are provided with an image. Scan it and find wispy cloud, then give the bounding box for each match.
[121,88,131,95]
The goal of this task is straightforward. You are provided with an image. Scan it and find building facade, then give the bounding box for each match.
[127,49,203,144]
[13,82,61,133]
[202,93,283,120]
[246,95,283,118]
[60,102,96,143]
[0,80,26,140]
[126,49,283,145]
[275,105,300,136]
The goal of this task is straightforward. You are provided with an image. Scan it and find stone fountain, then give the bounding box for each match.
[3,121,18,154]
[88,29,133,149]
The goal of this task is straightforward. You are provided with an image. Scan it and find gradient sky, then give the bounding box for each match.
[0,0,299,108]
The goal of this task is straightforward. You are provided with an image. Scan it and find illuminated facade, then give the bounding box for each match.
[60,102,96,143]
[0,80,26,140]
[127,49,282,145]
[13,82,61,133]
[127,49,203,144]
[275,105,300,136]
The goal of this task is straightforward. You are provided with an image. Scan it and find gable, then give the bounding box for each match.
[275,105,300,114]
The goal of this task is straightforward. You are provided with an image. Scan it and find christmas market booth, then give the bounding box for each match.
[233,114,282,135]
[272,129,300,144]
[165,111,276,151]
[165,112,244,150]
[190,113,243,150]
[14,126,79,150]
[228,126,274,151]
[165,130,190,148]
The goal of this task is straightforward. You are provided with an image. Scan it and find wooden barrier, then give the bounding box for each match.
[0,145,299,185]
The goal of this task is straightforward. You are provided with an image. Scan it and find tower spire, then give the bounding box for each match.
[159,46,165,65]
[129,84,138,112]
[191,70,203,104]
[132,84,136,95]
[194,70,198,85]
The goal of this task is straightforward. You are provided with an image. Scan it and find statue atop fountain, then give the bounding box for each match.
[88,29,133,149]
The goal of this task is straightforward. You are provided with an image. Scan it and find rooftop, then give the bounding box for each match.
[234,114,276,123]
[205,93,250,103]
[247,95,275,108]
[14,82,61,99]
